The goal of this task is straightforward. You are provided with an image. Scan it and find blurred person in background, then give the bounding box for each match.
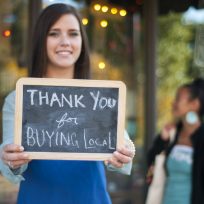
[147,78,204,204]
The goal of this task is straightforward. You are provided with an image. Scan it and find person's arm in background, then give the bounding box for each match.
[147,134,169,167]
[106,130,135,175]
[0,91,29,184]
[147,124,176,167]
[146,124,176,184]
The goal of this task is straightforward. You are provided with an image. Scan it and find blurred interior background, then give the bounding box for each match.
[0,0,204,203]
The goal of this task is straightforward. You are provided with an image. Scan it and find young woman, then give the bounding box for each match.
[147,78,204,204]
[0,4,135,204]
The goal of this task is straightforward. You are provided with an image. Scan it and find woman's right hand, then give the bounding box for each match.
[1,144,30,170]
[146,165,154,185]
[161,124,176,141]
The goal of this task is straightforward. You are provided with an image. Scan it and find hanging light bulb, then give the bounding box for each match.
[100,20,108,28]
[101,6,109,13]
[98,62,106,69]
[82,18,89,25]
[94,4,101,11]
[111,8,118,15]
[120,9,127,17]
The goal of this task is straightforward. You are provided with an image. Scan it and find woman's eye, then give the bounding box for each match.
[70,32,80,37]
[48,32,59,37]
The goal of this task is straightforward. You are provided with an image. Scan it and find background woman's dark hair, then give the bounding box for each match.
[29,3,90,79]
[182,78,204,118]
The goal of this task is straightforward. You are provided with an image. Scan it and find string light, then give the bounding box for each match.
[100,20,108,28]
[111,8,118,15]
[98,62,106,69]
[101,6,109,13]
[94,4,101,11]
[93,4,126,17]
[119,9,127,17]
[82,18,89,25]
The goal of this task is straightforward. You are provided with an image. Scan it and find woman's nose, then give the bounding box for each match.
[60,36,70,47]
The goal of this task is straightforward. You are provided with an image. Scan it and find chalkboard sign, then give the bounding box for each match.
[15,78,126,160]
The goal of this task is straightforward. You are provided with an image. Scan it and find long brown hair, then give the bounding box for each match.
[30,3,90,79]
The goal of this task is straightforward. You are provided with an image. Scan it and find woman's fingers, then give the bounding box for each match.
[108,156,124,168]
[161,124,176,141]
[107,146,134,168]
[8,159,31,169]
[3,144,24,153]
[113,150,132,164]
[2,151,29,161]
[1,144,30,169]
[117,147,135,158]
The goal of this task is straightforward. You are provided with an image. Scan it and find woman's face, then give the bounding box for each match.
[46,14,82,73]
[172,87,196,120]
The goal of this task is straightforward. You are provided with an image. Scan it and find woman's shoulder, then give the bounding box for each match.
[5,90,15,101]
[3,90,16,111]
[4,90,16,103]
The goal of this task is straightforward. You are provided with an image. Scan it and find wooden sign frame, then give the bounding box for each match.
[15,77,126,160]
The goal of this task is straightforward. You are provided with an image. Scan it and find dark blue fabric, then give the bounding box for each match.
[17,160,111,204]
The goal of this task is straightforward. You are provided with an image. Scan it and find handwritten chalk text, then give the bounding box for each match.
[26,126,115,150]
[26,89,117,110]
[27,90,85,108]
[56,113,78,128]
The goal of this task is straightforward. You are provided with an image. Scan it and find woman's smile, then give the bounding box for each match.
[56,50,73,57]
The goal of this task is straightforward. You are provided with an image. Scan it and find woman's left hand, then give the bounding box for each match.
[107,146,135,168]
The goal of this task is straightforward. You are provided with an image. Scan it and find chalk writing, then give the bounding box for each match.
[90,91,117,110]
[27,90,86,108]
[83,129,115,149]
[26,89,117,110]
[26,126,115,151]
[21,84,120,154]
[26,127,79,148]
[56,113,78,128]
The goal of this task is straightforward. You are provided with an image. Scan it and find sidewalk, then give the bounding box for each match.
[0,175,18,204]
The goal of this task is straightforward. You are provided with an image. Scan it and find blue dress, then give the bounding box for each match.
[17,160,111,204]
[162,145,193,204]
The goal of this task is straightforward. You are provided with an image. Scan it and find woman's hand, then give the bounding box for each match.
[1,144,30,170]
[106,146,135,168]
[106,137,135,168]
[161,124,176,141]
[146,165,154,184]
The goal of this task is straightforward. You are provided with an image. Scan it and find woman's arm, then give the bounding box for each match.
[147,134,169,167]
[0,91,29,184]
[147,124,176,167]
